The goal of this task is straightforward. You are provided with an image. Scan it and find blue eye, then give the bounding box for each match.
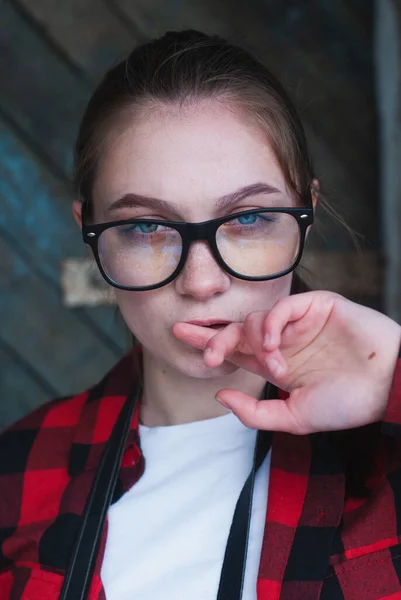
[137,223,158,233]
[120,222,159,234]
[237,214,258,225]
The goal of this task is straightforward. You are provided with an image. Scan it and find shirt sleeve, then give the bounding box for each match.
[380,344,401,438]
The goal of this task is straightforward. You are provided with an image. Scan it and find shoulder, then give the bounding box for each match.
[328,420,400,499]
[0,349,139,478]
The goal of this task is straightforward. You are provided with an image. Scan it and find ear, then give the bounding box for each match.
[72,200,83,229]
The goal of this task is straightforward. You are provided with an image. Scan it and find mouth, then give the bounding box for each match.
[185,319,232,330]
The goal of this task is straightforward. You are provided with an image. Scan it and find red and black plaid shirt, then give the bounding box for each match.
[1,345,401,600]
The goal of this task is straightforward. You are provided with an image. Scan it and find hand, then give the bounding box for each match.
[172,291,401,434]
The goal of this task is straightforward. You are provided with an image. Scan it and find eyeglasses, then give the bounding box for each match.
[82,207,313,291]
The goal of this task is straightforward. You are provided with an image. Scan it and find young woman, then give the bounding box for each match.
[1,30,401,600]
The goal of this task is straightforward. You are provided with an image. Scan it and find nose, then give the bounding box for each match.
[175,241,231,300]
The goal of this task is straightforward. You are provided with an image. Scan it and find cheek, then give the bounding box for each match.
[114,289,172,338]
[240,274,293,315]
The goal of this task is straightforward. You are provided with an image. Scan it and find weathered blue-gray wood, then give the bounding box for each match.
[0,0,91,176]
[16,0,139,82]
[112,0,232,39]
[375,0,401,323]
[0,235,121,408]
[0,0,133,427]
[0,339,57,431]
[0,118,128,355]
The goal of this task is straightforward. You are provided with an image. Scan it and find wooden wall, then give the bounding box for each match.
[375,0,401,324]
[0,0,379,429]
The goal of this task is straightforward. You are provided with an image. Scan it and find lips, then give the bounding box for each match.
[186,319,232,329]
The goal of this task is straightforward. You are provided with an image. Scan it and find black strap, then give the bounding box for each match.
[216,383,274,600]
[216,427,272,600]
[59,383,274,600]
[59,385,141,600]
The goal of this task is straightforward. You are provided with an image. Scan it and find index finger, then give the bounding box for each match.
[172,321,246,367]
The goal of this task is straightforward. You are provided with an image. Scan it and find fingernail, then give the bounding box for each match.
[216,395,229,408]
[204,347,213,359]
[265,356,285,377]
[263,335,270,350]
[268,357,285,377]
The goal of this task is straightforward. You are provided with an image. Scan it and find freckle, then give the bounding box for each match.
[368,352,376,360]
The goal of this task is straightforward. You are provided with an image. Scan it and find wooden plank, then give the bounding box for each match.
[0,0,91,175]
[112,0,232,39]
[61,251,382,307]
[16,0,138,81]
[0,235,121,398]
[0,118,127,354]
[375,0,401,323]
[0,340,56,431]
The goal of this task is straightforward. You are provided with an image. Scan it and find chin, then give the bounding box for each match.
[172,347,239,379]
[139,329,239,379]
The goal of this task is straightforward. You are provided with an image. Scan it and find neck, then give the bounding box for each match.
[140,348,267,427]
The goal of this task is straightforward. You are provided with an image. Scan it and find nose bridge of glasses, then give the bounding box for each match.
[185,220,215,244]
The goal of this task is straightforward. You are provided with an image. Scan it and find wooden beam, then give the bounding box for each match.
[61,251,382,307]
[375,0,401,323]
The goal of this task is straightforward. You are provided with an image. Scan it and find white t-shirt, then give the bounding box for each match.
[101,411,272,600]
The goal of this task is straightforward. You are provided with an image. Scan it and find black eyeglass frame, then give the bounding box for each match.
[82,206,314,291]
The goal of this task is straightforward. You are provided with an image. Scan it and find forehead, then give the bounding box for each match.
[93,99,289,218]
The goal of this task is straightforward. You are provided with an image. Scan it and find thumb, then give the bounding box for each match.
[216,389,304,434]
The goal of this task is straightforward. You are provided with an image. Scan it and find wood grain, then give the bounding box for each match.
[112,0,232,39]
[0,340,56,430]
[16,0,138,81]
[0,0,91,175]
[375,0,401,323]
[0,118,127,354]
[0,235,121,400]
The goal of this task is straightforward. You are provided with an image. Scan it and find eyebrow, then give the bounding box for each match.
[107,182,282,217]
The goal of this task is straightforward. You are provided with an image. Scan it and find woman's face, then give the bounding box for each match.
[91,100,296,378]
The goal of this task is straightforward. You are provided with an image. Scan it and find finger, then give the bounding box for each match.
[215,389,305,434]
[203,322,245,367]
[172,322,217,351]
[262,292,318,351]
[173,322,250,367]
[173,321,288,380]
[243,311,268,360]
